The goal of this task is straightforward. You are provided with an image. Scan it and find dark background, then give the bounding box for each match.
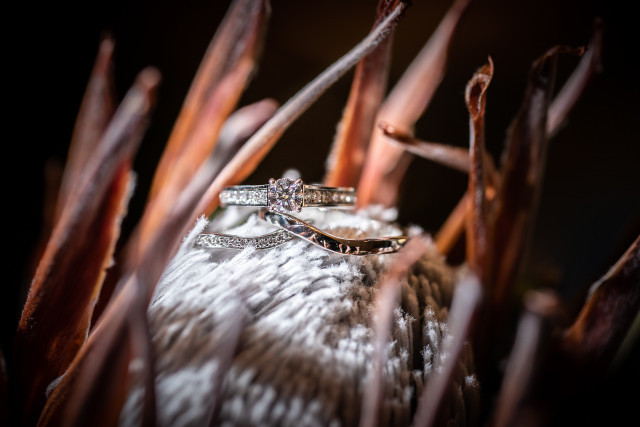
[5,0,639,424]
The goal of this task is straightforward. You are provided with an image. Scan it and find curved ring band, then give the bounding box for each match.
[195,229,294,250]
[220,177,356,213]
[259,210,408,255]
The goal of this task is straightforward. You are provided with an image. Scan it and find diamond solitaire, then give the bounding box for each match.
[268,178,304,213]
[219,178,357,212]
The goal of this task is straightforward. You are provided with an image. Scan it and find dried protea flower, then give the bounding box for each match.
[4,0,639,426]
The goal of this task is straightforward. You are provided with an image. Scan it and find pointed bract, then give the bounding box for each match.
[358,0,471,207]
[12,68,160,425]
[324,0,402,187]
[195,3,408,217]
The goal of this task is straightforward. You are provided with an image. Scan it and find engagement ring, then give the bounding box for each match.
[219,177,356,213]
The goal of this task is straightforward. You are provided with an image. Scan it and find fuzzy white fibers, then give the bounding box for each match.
[120,206,477,426]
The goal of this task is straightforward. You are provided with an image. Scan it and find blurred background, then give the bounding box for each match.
[6,0,639,424]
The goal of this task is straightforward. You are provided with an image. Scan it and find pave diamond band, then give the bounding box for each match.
[219,178,356,213]
[195,229,294,250]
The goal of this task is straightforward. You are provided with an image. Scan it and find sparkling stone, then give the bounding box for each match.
[268,178,304,213]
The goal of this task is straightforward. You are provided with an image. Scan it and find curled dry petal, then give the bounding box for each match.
[196,2,408,216]
[359,235,431,427]
[561,234,640,370]
[490,46,581,312]
[547,21,602,138]
[324,0,402,187]
[12,68,160,425]
[413,272,483,427]
[379,122,471,173]
[149,0,270,201]
[358,0,471,208]
[465,58,494,280]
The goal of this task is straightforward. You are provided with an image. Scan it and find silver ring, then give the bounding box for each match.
[219,177,356,213]
[259,209,408,255]
[195,229,294,250]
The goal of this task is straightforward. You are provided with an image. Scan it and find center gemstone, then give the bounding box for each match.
[267,178,304,213]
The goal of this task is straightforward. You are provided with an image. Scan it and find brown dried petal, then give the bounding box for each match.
[55,36,116,221]
[357,0,471,207]
[210,98,279,175]
[359,235,431,427]
[491,46,579,309]
[42,159,221,426]
[561,234,640,370]
[493,290,562,427]
[547,21,602,138]
[138,158,220,303]
[195,3,407,216]
[323,0,401,187]
[39,280,140,426]
[149,0,270,201]
[435,191,470,256]
[379,122,471,173]
[12,68,159,425]
[465,59,494,280]
[413,271,482,427]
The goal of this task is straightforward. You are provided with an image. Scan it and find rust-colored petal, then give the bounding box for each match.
[358,0,471,208]
[94,3,273,322]
[490,46,579,311]
[465,59,494,280]
[493,290,562,427]
[137,0,270,254]
[12,68,160,424]
[547,21,602,138]
[378,122,471,173]
[148,0,270,202]
[435,192,470,256]
[55,36,116,221]
[413,272,482,427]
[323,0,402,187]
[210,98,279,174]
[195,3,408,217]
[30,37,116,285]
[42,158,221,426]
[561,234,640,370]
[127,296,157,426]
[359,236,431,427]
[138,159,220,303]
[38,280,140,426]
[91,100,277,325]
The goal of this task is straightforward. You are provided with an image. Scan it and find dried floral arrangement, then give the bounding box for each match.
[4,0,639,426]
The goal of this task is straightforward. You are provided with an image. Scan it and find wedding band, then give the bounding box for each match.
[195,229,294,250]
[259,209,408,255]
[220,177,356,213]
